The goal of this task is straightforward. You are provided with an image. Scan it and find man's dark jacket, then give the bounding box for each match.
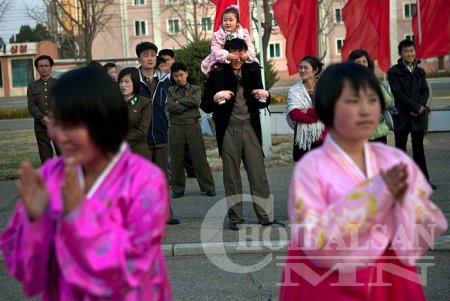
[138,69,170,145]
[387,58,429,131]
[201,62,270,155]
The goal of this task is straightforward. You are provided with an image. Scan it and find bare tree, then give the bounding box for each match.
[250,0,287,63]
[318,0,339,61]
[28,0,117,63]
[161,0,215,47]
[0,0,12,23]
[251,0,339,62]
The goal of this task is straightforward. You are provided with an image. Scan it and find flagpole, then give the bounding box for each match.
[255,0,272,159]
[417,0,422,44]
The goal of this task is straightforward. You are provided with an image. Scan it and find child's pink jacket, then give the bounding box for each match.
[201,25,258,74]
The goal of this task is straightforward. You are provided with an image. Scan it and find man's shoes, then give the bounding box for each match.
[172,191,184,198]
[206,191,216,197]
[430,183,437,190]
[167,218,180,225]
[261,219,285,227]
[229,222,242,231]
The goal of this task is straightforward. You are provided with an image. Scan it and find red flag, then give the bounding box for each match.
[341,0,391,72]
[412,0,450,59]
[211,0,250,32]
[273,0,318,75]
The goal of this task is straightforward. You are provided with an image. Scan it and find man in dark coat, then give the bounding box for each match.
[27,55,60,164]
[201,38,284,230]
[388,39,436,189]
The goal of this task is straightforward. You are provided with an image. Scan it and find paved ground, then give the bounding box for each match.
[0,130,449,300]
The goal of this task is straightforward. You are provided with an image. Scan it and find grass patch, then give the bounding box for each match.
[433,92,450,98]
[0,130,294,180]
[0,129,41,180]
[0,108,31,119]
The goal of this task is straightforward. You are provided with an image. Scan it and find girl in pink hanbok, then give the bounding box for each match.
[279,63,447,301]
[201,5,258,75]
[1,66,172,300]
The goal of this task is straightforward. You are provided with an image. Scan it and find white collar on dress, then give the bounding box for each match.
[327,135,372,180]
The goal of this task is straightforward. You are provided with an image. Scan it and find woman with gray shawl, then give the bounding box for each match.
[286,56,326,161]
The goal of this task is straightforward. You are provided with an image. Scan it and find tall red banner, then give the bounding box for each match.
[341,0,390,72]
[211,0,250,32]
[273,0,318,75]
[412,0,450,59]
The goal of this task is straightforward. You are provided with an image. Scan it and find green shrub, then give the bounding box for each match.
[427,71,450,78]
[0,108,31,119]
[263,58,280,90]
[271,93,287,104]
[174,39,211,90]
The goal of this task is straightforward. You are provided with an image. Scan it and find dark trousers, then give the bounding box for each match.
[35,131,60,164]
[169,124,215,194]
[148,144,176,220]
[293,141,322,162]
[395,130,430,179]
[370,135,388,144]
[222,116,273,224]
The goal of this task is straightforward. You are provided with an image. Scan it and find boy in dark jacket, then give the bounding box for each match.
[136,41,180,224]
[388,39,435,189]
[167,62,215,198]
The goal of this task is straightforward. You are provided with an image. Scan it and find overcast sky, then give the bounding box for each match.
[1,0,41,42]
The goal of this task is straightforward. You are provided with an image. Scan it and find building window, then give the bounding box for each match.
[268,43,281,59]
[133,0,145,5]
[201,17,212,32]
[11,59,34,87]
[403,3,416,19]
[166,0,178,4]
[168,18,180,34]
[404,33,415,42]
[135,20,147,36]
[334,8,343,24]
[270,11,278,27]
[336,38,345,55]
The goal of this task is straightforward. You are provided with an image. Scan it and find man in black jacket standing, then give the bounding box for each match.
[388,39,436,189]
[202,38,284,230]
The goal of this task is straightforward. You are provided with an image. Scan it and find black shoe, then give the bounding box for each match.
[167,218,180,225]
[229,222,242,231]
[430,183,437,190]
[261,218,285,227]
[172,191,184,198]
[206,191,216,197]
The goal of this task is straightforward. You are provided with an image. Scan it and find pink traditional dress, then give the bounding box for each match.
[201,25,258,75]
[1,143,172,300]
[279,135,447,301]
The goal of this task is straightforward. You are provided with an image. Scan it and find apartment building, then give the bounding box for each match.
[69,0,447,79]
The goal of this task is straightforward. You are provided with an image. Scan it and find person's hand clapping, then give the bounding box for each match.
[62,157,85,215]
[17,161,50,221]
[381,163,408,202]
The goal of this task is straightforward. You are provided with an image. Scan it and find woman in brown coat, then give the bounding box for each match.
[118,67,152,158]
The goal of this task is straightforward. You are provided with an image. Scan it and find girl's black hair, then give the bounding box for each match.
[314,63,385,127]
[347,49,375,72]
[118,67,141,95]
[51,66,127,155]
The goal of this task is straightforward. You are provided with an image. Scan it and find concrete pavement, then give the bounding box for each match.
[0,131,449,300]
